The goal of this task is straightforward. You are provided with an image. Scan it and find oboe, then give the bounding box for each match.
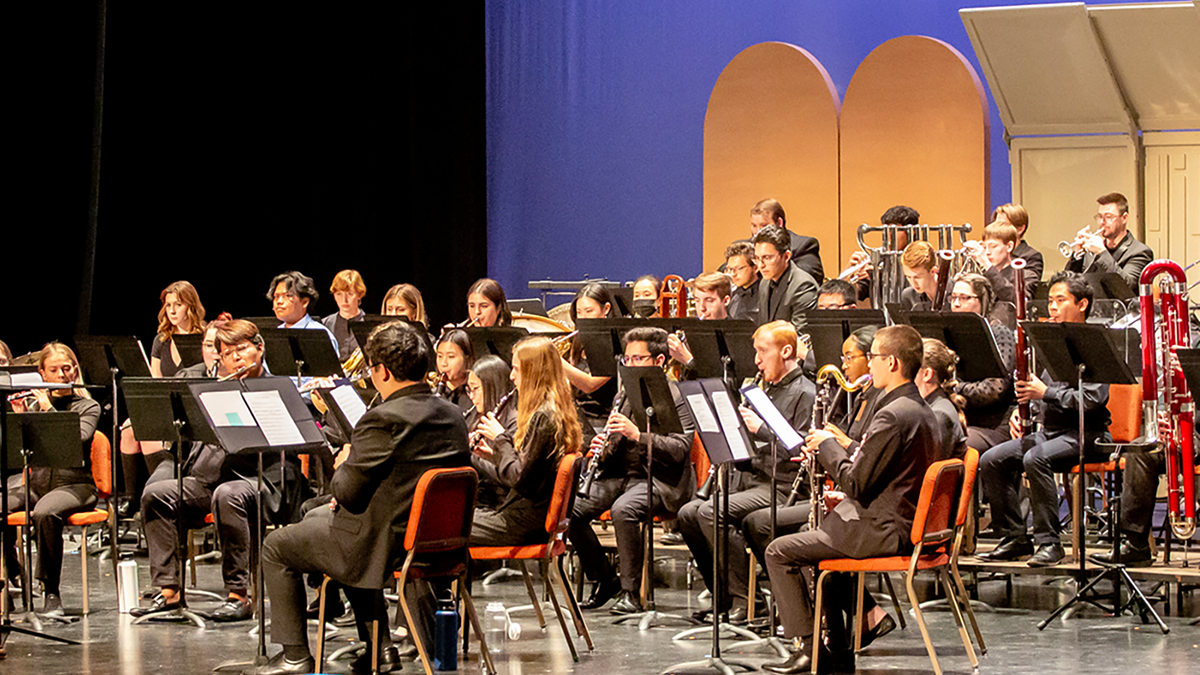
[578,388,627,497]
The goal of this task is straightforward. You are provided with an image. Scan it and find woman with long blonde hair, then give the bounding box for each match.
[470,336,582,545]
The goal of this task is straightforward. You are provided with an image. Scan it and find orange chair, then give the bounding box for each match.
[947,448,985,655]
[316,467,488,675]
[6,431,112,615]
[812,458,975,675]
[471,453,592,661]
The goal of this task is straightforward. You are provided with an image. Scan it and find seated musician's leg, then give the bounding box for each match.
[763,529,854,672]
[259,518,329,673]
[1090,449,1162,566]
[675,498,714,601]
[718,481,777,612]
[209,479,256,621]
[977,434,1038,561]
[609,480,658,611]
[569,477,621,609]
[133,476,210,615]
[29,481,97,612]
[1024,431,1100,566]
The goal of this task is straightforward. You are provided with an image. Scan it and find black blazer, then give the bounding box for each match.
[598,380,697,513]
[757,263,818,331]
[787,230,824,284]
[1012,240,1044,300]
[816,381,937,559]
[1065,231,1154,293]
[328,383,471,588]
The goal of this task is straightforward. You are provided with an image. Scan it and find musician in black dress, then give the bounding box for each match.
[950,273,1017,455]
[434,329,475,413]
[561,283,619,442]
[4,343,100,617]
[466,278,513,327]
[465,355,516,511]
[917,339,968,461]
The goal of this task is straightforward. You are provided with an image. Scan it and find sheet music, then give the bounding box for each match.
[199,391,255,427]
[243,390,306,446]
[330,385,367,429]
[685,394,720,434]
[709,390,750,461]
[741,386,803,450]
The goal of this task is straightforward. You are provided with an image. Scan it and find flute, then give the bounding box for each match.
[218,363,255,382]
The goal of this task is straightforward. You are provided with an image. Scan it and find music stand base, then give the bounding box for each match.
[1036,564,1167,634]
[673,622,760,643]
[212,654,268,672]
[613,609,697,630]
[725,634,792,658]
[1,622,81,646]
[132,605,207,629]
[660,656,758,675]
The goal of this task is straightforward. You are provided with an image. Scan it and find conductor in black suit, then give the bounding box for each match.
[753,224,819,331]
[750,198,824,283]
[256,321,471,675]
[1064,192,1153,294]
[762,325,937,674]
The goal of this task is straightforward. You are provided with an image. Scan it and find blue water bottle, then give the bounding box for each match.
[433,595,459,671]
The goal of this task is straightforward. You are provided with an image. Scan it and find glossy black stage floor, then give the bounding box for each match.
[3,534,1198,674]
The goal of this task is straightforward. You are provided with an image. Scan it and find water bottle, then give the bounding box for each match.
[433,596,459,671]
[482,601,507,673]
[117,558,139,614]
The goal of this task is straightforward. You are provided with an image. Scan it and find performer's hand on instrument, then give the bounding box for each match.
[822,423,852,448]
[589,434,607,454]
[845,252,873,282]
[606,412,639,443]
[333,443,351,469]
[805,427,835,453]
[477,413,505,441]
[667,334,692,366]
[1014,373,1046,402]
[473,439,494,459]
[962,240,989,268]
[1157,410,1171,439]
[329,497,338,511]
[1009,409,1022,440]
[823,490,845,512]
[739,405,763,434]
[9,393,30,413]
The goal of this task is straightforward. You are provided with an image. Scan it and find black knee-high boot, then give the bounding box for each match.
[119,453,149,517]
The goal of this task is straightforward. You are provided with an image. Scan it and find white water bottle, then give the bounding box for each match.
[117,559,139,614]
[482,601,507,673]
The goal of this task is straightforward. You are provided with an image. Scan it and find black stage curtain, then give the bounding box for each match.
[6,4,486,357]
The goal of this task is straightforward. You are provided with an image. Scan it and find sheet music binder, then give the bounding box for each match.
[186,377,326,454]
[677,379,752,464]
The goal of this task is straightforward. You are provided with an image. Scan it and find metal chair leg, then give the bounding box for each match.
[461,587,496,675]
[950,551,986,654]
[906,563,942,675]
[544,565,579,662]
[812,569,831,675]
[80,524,90,615]
[314,576,331,673]
[880,572,907,629]
[556,555,593,650]
[939,569,978,669]
[853,572,865,653]
[520,561,547,629]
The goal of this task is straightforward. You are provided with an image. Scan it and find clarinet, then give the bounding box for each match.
[469,389,516,452]
[578,388,627,497]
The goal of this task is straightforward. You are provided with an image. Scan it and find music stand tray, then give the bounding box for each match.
[681,320,757,381]
[258,328,343,379]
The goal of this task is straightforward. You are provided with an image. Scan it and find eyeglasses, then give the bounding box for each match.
[219,343,257,360]
[272,292,296,301]
[756,253,781,265]
[866,352,894,363]
[949,293,979,304]
[1093,213,1121,223]
[840,353,865,364]
[725,263,753,274]
[621,354,655,366]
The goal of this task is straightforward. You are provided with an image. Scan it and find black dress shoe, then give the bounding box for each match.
[116,496,139,519]
[248,651,315,675]
[579,576,621,610]
[130,593,180,617]
[209,596,253,622]
[858,612,896,649]
[975,536,1033,562]
[691,608,713,623]
[726,606,748,625]
[350,645,401,674]
[42,593,64,618]
[1088,539,1153,567]
[763,646,855,674]
[609,590,643,615]
[1027,543,1065,568]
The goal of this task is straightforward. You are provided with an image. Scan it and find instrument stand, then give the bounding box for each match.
[1,405,83,645]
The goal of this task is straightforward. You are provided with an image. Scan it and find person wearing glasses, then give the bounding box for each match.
[570,327,697,614]
[753,225,819,331]
[977,272,1110,567]
[762,325,937,674]
[4,343,100,617]
[1064,192,1154,294]
[133,320,311,622]
[725,241,762,323]
[948,272,1017,457]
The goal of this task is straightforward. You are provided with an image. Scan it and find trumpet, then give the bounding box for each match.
[551,330,578,357]
[1057,225,1098,259]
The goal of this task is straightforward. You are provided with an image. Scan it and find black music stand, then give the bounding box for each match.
[576,319,636,378]
[1023,322,1145,630]
[350,316,433,357]
[124,377,219,627]
[462,327,530,367]
[901,312,1007,382]
[1176,349,1200,626]
[802,310,885,371]
[172,334,205,370]
[609,364,692,631]
[666,379,759,674]
[320,384,369,446]
[679,320,757,381]
[75,335,152,575]
[185,376,328,671]
[2,410,83,642]
[258,328,344,381]
[509,298,549,317]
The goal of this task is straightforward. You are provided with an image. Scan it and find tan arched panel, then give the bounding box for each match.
[704,42,840,273]
[840,36,989,269]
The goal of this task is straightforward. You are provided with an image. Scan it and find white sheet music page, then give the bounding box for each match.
[686,394,721,434]
[199,391,255,427]
[330,385,367,428]
[709,390,751,461]
[741,386,803,450]
[243,390,305,446]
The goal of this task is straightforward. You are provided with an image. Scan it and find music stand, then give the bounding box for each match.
[902,312,1007,382]
[258,328,343,381]
[681,320,757,381]
[508,298,548,317]
[576,319,642,378]
[124,377,219,628]
[172,334,205,370]
[665,379,759,674]
[1023,322,1145,630]
[185,376,328,670]
[350,316,433,357]
[802,310,885,371]
[609,364,692,631]
[320,384,369,446]
[2,410,83,641]
[75,335,152,576]
[462,327,530,367]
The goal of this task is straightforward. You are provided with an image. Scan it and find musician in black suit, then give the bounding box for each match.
[763,325,937,674]
[570,327,697,615]
[750,198,824,283]
[725,242,762,323]
[256,321,471,674]
[677,321,814,623]
[993,203,1044,300]
[1064,192,1153,293]
[753,225,819,331]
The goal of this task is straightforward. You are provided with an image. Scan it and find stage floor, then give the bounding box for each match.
[2,539,1198,674]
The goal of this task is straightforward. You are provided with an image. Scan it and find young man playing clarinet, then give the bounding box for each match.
[762,325,937,674]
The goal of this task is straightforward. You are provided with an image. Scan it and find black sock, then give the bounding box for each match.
[282,644,310,661]
[121,453,147,499]
[144,450,173,480]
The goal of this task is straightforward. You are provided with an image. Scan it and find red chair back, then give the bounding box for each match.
[1106,383,1142,444]
[403,467,478,554]
[90,432,112,498]
[691,434,710,491]
[910,458,964,548]
[543,453,584,536]
[956,448,978,528]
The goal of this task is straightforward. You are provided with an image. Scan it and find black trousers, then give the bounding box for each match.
[142,474,260,595]
[1120,448,1200,541]
[676,476,785,609]
[4,469,97,594]
[569,476,668,593]
[764,528,858,650]
[470,500,548,546]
